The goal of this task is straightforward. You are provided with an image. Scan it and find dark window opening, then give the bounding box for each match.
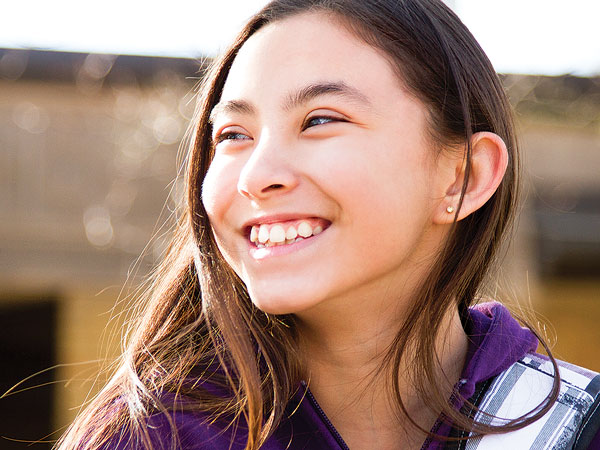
[0,297,57,449]
[534,188,600,279]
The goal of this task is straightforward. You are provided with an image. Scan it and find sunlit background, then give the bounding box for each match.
[1,1,599,448]
[2,0,600,75]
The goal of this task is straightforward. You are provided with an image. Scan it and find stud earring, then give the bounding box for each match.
[446,206,455,214]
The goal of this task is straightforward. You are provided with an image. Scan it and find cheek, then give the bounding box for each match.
[330,136,435,240]
[201,156,239,223]
[201,160,245,272]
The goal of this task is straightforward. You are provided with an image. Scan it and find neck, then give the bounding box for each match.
[295,295,468,450]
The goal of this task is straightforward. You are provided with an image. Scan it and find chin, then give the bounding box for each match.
[247,288,321,316]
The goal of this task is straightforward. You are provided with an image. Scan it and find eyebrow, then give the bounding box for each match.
[209,81,371,123]
[282,81,371,111]
[209,99,255,124]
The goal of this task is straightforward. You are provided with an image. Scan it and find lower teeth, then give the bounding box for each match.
[256,236,305,248]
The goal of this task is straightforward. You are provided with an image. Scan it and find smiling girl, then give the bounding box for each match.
[58,1,600,449]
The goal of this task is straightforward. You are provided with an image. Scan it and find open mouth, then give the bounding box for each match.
[246,218,331,248]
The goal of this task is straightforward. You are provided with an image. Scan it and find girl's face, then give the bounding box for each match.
[202,13,450,316]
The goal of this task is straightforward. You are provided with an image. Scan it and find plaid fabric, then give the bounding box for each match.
[456,354,600,450]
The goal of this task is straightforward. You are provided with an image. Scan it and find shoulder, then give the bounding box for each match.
[463,353,600,449]
[96,397,247,450]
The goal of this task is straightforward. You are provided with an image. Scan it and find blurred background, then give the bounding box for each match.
[1,0,599,448]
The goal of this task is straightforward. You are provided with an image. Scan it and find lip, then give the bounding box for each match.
[241,213,325,231]
[241,213,332,260]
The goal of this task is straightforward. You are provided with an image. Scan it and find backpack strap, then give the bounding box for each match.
[571,373,600,449]
[453,353,600,449]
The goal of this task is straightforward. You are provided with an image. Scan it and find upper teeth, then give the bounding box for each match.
[285,226,297,240]
[250,221,324,247]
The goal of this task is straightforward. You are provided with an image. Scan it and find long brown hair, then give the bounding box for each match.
[57,1,559,448]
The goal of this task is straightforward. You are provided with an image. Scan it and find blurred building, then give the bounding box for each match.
[0,48,599,448]
[0,48,199,448]
[501,73,600,376]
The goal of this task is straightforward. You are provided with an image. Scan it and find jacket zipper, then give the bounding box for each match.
[301,381,351,450]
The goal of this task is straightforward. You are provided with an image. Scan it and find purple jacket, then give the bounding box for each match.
[108,303,600,449]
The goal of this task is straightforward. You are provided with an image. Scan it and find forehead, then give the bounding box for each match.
[219,12,402,105]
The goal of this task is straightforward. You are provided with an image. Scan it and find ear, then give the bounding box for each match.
[433,132,508,224]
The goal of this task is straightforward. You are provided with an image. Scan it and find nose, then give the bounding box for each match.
[237,134,299,201]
